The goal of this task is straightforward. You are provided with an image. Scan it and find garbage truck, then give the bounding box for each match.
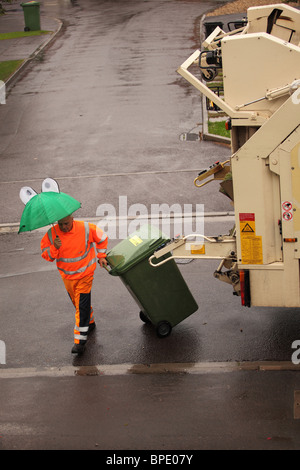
[150,3,300,309]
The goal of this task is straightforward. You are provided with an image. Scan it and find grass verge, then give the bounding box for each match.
[208,120,231,139]
[0,59,24,81]
[0,31,50,40]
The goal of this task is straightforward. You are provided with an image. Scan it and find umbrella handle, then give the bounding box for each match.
[52,224,59,237]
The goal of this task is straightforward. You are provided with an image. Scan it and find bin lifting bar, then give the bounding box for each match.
[176,50,256,120]
[149,233,236,268]
[194,159,230,188]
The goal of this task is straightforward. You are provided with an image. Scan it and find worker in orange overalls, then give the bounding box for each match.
[41,214,108,355]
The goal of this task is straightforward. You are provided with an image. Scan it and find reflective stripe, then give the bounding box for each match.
[99,233,107,243]
[74,333,88,341]
[57,257,97,276]
[42,246,55,261]
[84,222,89,247]
[57,243,94,263]
[74,325,89,332]
[47,228,53,244]
[96,248,107,254]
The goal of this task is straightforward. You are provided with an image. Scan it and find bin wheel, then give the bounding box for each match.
[24,27,30,32]
[139,311,150,324]
[156,321,172,338]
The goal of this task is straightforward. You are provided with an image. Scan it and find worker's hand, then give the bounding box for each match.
[98,257,108,268]
[54,236,62,249]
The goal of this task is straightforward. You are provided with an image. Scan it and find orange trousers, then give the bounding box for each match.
[63,275,95,344]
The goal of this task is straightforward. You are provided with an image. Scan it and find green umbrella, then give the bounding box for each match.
[18,191,81,233]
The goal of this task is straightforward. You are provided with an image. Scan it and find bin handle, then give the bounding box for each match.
[103,263,119,276]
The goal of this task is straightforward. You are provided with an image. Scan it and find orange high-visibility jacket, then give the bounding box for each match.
[41,220,108,280]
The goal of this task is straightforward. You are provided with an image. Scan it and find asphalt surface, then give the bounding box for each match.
[0,0,234,225]
[1,0,300,452]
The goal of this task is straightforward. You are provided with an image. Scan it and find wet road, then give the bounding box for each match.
[1,0,299,367]
[0,0,245,368]
[0,0,232,224]
[2,215,300,369]
[1,0,300,451]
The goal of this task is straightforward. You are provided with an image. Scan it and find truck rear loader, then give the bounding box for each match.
[150,3,300,309]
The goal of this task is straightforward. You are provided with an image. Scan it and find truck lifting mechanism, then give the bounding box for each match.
[150,3,300,308]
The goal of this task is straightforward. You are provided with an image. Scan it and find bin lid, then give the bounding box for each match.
[21,1,40,6]
[106,224,169,275]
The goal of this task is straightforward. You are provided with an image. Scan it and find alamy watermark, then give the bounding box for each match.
[0,80,6,105]
[96,196,204,240]
[0,340,6,365]
[291,340,300,365]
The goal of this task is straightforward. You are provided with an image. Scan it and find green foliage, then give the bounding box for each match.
[0,59,24,81]
[208,120,231,138]
[0,31,49,39]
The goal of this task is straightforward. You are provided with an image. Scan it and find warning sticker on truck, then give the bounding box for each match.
[239,213,263,264]
[240,221,255,234]
[240,236,263,264]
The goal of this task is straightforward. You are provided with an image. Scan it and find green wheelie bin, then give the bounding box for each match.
[21,1,41,31]
[106,225,198,337]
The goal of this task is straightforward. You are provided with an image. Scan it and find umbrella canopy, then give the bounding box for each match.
[18,191,81,233]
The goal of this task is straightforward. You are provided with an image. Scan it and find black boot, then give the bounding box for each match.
[71,343,86,354]
[88,322,96,334]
